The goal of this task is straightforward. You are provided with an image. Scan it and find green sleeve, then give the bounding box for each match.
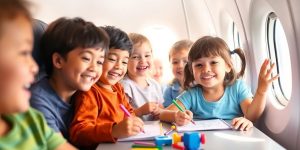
[31,108,66,150]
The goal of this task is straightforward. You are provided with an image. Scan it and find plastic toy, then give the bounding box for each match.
[172,132,205,150]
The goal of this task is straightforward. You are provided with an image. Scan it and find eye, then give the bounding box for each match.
[131,56,138,59]
[211,61,218,65]
[195,63,203,67]
[172,61,179,65]
[20,49,31,57]
[107,57,116,62]
[82,57,91,62]
[122,61,128,65]
[145,54,151,58]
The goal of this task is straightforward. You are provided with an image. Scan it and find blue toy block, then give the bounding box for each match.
[183,132,200,150]
[154,136,172,146]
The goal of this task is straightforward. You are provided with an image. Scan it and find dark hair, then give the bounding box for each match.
[101,26,133,55]
[0,0,31,37]
[183,36,246,89]
[169,39,193,60]
[40,17,109,75]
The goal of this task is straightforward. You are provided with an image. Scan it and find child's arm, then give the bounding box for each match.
[242,59,279,121]
[133,101,160,117]
[69,92,118,146]
[159,100,193,126]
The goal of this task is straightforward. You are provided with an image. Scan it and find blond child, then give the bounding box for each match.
[69,26,144,149]
[160,36,278,131]
[163,40,193,107]
[121,33,164,121]
[0,0,75,149]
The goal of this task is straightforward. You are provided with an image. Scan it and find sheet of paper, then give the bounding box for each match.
[118,121,162,141]
[176,119,232,132]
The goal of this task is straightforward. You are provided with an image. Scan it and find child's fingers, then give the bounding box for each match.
[232,117,243,129]
[259,59,269,75]
[185,110,193,118]
[265,62,276,78]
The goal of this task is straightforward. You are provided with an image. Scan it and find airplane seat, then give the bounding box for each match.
[32,19,47,82]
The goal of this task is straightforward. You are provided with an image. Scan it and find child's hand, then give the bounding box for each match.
[112,116,144,138]
[139,102,160,115]
[257,59,279,95]
[232,117,253,131]
[174,110,193,126]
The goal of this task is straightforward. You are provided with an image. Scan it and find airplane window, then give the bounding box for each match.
[266,12,292,106]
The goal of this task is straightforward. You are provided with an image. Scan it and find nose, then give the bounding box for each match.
[202,64,211,73]
[88,60,98,72]
[30,57,39,76]
[114,60,122,69]
[178,61,185,68]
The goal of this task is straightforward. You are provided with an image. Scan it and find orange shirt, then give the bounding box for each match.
[69,83,134,148]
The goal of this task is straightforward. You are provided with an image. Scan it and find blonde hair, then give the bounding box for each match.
[128,33,152,51]
[169,39,193,60]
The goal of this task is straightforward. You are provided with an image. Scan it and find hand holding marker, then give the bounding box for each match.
[119,104,145,133]
[172,99,196,125]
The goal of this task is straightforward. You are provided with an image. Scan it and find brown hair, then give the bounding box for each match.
[128,33,152,51]
[0,0,31,37]
[169,39,193,60]
[183,36,246,89]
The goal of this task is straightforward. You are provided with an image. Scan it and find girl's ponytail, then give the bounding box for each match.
[231,48,246,78]
[183,62,194,90]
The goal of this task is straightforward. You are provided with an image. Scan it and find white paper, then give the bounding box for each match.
[176,119,232,132]
[118,121,162,141]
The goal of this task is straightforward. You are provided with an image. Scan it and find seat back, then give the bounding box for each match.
[32,19,47,81]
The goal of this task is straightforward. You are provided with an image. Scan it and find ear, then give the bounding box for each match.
[225,63,232,73]
[52,52,64,69]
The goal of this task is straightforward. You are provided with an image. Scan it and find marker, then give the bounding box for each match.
[172,99,196,125]
[133,141,156,147]
[119,104,145,133]
[164,125,176,136]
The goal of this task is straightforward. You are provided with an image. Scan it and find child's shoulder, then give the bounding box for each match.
[4,108,44,126]
[229,79,248,88]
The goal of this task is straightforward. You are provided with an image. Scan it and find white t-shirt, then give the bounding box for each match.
[121,76,164,120]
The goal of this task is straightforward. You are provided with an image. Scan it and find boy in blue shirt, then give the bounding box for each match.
[30,17,109,140]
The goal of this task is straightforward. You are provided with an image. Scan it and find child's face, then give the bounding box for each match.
[57,47,104,91]
[127,42,153,78]
[191,56,231,89]
[152,59,163,82]
[99,48,129,86]
[170,49,188,84]
[0,16,38,113]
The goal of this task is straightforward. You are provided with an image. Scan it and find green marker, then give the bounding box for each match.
[172,99,184,112]
[172,99,196,125]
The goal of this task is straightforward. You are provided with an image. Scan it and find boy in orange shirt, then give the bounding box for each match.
[70,26,144,149]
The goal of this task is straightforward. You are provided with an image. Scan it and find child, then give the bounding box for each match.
[160,36,278,131]
[151,58,167,93]
[0,0,75,149]
[30,17,109,140]
[163,40,193,107]
[69,26,144,149]
[121,33,164,121]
